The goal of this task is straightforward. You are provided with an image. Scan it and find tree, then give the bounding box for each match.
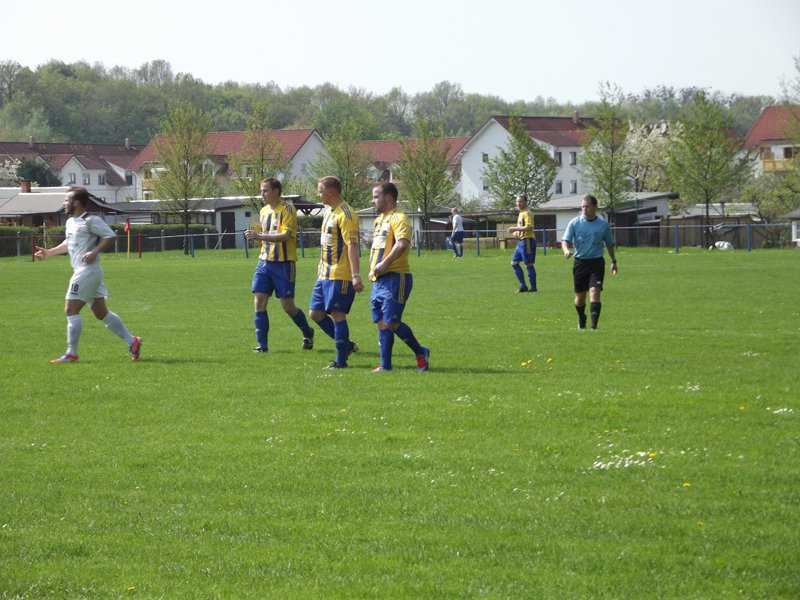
[17,158,62,186]
[667,91,754,248]
[580,84,633,224]
[227,101,292,213]
[395,114,459,247]
[0,60,23,106]
[481,115,559,209]
[305,117,375,209]
[626,119,677,193]
[151,101,219,254]
[0,158,19,186]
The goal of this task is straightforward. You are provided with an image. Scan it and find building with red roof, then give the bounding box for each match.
[743,106,799,176]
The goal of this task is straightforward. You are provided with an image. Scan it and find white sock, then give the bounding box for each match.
[102,311,135,346]
[67,314,82,356]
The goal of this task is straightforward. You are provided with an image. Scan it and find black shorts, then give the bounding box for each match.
[573,257,605,293]
[451,231,464,244]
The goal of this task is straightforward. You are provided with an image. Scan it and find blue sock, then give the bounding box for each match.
[527,265,537,291]
[379,328,394,369]
[394,322,423,356]
[334,320,350,366]
[254,310,269,349]
[317,315,335,339]
[512,263,526,286]
[291,309,314,337]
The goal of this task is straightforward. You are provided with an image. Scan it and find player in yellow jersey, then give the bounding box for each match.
[368,182,429,372]
[308,176,363,369]
[244,178,315,353]
[506,194,537,292]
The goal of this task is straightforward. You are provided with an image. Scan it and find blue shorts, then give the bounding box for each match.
[252,260,296,298]
[512,238,536,265]
[451,231,464,244]
[310,279,356,314]
[371,273,413,324]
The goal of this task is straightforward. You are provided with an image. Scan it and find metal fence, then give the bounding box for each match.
[3,223,797,261]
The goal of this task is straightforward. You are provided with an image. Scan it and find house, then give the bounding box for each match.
[744,106,800,176]
[780,206,800,247]
[0,137,143,201]
[357,138,470,195]
[455,113,601,204]
[128,130,328,200]
[0,181,123,227]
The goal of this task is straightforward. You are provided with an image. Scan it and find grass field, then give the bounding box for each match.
[1,247,798,599]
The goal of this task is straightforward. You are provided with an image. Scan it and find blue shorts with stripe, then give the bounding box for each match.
[310,279,356,314]
[371,272,413,324]
[512,238,536,265]
[252,260,296,298]
[451,231,464,244]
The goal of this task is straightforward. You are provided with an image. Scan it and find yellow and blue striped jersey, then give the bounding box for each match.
[258,201,297,262]
[319,201,360,280]
[516,208,536,240]
[370,208,412,275]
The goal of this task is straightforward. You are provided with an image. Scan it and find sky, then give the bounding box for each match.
[4,0,799,104]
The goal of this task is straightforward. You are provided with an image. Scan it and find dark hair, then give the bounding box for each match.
[373,181,398,201]
[68,186,91,206]
[516,194,528,204]
[583,195,598,206]
[261,177,282,195]
[319,176,342,195]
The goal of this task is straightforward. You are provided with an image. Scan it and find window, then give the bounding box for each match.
[82,173,90,185]
[245,211,252,218]
[760,147,773,160]
[555,181,563,194]
[482,152,489,163]
[144,168,153,180]
[98,174,106,185]
[569,151,577,165]
[483,184,489,191]
[569,180,577,194]
[125,175,133,185]
[301,163,307,172]
[68,173,76,184]
[554,152,562,165]
[784,147,796,159]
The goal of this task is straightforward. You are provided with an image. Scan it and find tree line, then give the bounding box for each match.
[0,59,777,145]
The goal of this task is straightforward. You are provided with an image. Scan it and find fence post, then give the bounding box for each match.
[416,230,421,257]
[299,229,305,258]
[476,229,481,256]
[243,232,249,259]
[357,230,362,258]
[204,228,209,250]
[31,235,35,262]
[161,230,166,252]
[115,236,119,253]
[674,225,679,254]
[138,234,142,258]
[542,229,547,256]
[191,234,195,258]
[747,224,752,252]
[17,232,21,256]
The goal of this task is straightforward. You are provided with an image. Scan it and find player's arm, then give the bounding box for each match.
[607,245,617,274]
[34,241,68,261]
[346,242,364,292]
[370,238,409,279]
[561,239,572,259]
[83,235,116,264]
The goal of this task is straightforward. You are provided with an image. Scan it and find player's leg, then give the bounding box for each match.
[91,296,139,358]
[309,280,335,340]
[386,274,428,371]
[275,262,314,348]
[511,243,527,291]
[251,261,273,352]
[321,281,357,368]
[371,283,394,371]
[330,310,351,367]
[525,239,537,291]
[56,298,86,361]
[588,261,605,329]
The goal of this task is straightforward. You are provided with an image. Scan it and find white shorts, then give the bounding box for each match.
[66,266,109,306]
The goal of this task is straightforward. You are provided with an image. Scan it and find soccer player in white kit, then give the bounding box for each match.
[35,187,141,363]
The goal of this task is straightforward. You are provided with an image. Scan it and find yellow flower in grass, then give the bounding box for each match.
[547,358,552,363]
[649,452,656,457]
[683,483,691,487]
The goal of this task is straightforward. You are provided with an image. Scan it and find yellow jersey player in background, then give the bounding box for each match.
[506,193,537,292]
[368,182,429,372]
[308,176,363,369]
[245,178,315,353]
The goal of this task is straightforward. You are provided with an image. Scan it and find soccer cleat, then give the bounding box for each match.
[324,361,347,369]
[416,347,430,372]
[253,346,269,353]
[347,341,358,358]
[302,328,314,350]
[129,337,142,361]
[515,286,529,293]
[51,353,79,363]
[370,366,393,373]
[578,316,587,330]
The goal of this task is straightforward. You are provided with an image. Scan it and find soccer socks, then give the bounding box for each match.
[254,310,269,349]
[67,314,82,356]
[379,328,394,369]
[394,322,424,356]
[590,302,601,329]
[316,315,336,340]
[102,311,135,346]
[290,308,314,338]
[526,265,537,291]
[512,263,526,287]
[576,303,587,329]
[333,320,350,366]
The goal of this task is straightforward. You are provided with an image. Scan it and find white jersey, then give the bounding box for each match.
[65,212,116,272]
[452,214,463,232]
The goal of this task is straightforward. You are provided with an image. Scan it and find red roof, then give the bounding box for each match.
[744,106,800,149]
[0,141,142,170]
[357,137,470,165]
[128,129,319,170]
[490,115,603,147]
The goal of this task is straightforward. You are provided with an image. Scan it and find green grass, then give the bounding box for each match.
[1,247,798,599]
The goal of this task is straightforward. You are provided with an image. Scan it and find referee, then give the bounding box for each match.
[561,195,618,330]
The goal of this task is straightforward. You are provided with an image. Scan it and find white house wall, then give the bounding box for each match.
[288,132,328,183]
